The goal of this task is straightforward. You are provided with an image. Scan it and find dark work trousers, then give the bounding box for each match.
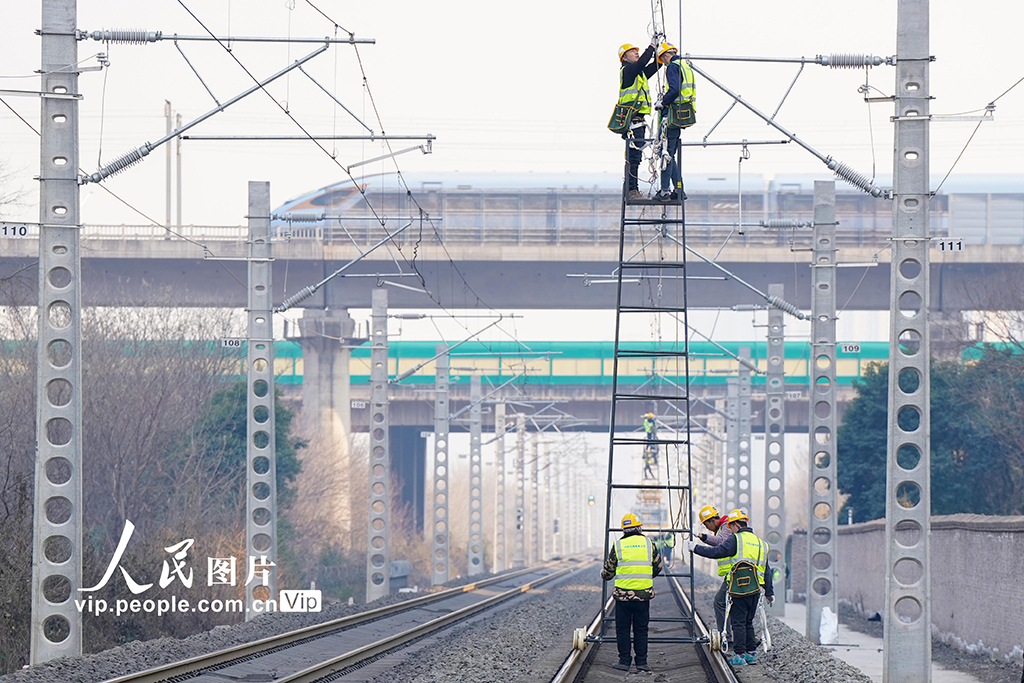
[660,125,682,193]
[714,578,729,635]
[614,599,651,664]
[729,591,760,655]
[624,117,646,192]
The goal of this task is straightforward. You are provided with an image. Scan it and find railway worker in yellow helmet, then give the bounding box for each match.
[600,512,663,672]
[652,43,696,202]
[617,36,662,200]
[694,505,734,638]
[687,509,774,666]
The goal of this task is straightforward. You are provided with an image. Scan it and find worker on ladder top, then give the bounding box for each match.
[601,512,663,673]
[618,36,662,201]
[653,43,696,202]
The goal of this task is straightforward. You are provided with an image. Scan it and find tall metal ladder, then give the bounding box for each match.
[597,136,697,644]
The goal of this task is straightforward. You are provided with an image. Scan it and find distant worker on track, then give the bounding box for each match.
[601,512,663,673]
[688,508,774,666]
[618,38,662,200]
[653,43,696,202]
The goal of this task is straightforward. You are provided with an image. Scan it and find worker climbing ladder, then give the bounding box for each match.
[596,127,697,644]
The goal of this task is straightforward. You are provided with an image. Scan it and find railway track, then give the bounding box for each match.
[102,559,589,683]
[552,573,739,683]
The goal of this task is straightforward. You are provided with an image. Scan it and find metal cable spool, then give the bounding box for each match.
[761,219,806,229]
[765,294,806,320]
[88,29,161,44]
[820,53,884,69]
[89,146,150,183]
[279,211,324,223]
[827,158,886,198]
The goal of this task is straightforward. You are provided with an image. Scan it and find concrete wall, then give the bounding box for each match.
[790,514,1024,664]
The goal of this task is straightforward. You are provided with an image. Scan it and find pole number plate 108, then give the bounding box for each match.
[221,338,244,348]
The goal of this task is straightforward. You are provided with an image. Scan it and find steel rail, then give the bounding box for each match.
[668,573,739,683]
[276,562,588,683]
[101,561,567,683]
[549,595,614,683]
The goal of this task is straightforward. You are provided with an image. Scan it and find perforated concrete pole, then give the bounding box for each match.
[724,379,739,510]
[763,284,787,616]
[31,0,83,660]
[467,375,484,575]
[543,443,553,560]
[737,347,753,511]
[493,403,507,571]
[806,181,838,644]
[512,414,527,567]
[365,288,390,600]
[884,3,931,679]
[530,434,540,565]
[245,181,277,619]
[431,345,450,585]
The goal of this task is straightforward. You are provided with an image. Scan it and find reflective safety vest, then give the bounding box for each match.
[665,57,697,110]
[716,531,768,586]
[619,67,651,115]
[643,417,655,433]
[614,534,654,591]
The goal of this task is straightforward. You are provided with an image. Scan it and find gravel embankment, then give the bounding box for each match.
[0,571,497,683]
[365,567,603,683]
[691,572,872,683]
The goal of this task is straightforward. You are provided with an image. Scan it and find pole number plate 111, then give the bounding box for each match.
[936,239,963,251]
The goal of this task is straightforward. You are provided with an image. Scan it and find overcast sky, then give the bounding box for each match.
[2,1,1021,343]
[2,0,1023,226]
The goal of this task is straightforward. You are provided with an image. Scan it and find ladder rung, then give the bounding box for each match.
[623,218,685,225]
[608,484,690,491]
[619,306,690,314]
[613,437,689,446]
[619,262,688,269]
[617,349,688,358]
[613,393,691,401]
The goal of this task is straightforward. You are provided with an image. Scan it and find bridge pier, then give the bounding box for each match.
[295,308,360,548]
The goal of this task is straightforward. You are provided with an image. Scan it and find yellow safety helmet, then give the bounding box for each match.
[727,508,750,525]
[657,42,678,63]
[618,43,639,60]
[621,512,642,529]
[645,413,655,419]
[698,505,721,524]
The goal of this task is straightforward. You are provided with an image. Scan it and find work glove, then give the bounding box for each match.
[654,101,664,110]
[686,539,698,553]
[767,595,775,607]
[698,532,708,542]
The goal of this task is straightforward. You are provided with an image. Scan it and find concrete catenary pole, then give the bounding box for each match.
[467,375,484,575]
[31,0,83,661]
[165,101,172,231]
[431,345,450,585]
[245,181,277,618]
[763,283,787,616]
[737,346,753,510]
[544,443,553,559]
[530,433,540,565]
[512,414,527,567]
[806,180,838,643]
[493,403,507,571]
[724,379,739,510]
[884,2,931,680]
[175,112,182,229]
[365,288,390,600]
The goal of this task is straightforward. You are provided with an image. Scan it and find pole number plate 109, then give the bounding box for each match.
[839,343,860,353]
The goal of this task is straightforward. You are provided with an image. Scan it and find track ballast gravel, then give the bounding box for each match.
[0,571,496,683]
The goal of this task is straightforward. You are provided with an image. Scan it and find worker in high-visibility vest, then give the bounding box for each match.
[694,504,733,637]
[688,509,774,666]
[617,38,662,201]
[601,512,663,672]
[653,43,696,202]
